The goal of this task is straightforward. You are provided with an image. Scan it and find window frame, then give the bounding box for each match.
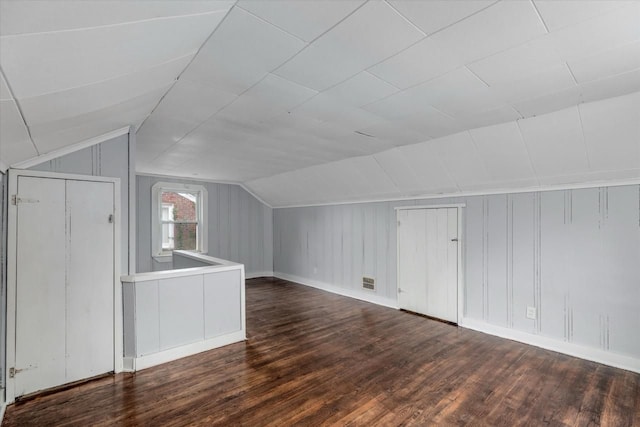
[151,182,208,263]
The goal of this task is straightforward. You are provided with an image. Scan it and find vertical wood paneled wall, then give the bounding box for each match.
[136,176,273,275]
[273,185,640,364]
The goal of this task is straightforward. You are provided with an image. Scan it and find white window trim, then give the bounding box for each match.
[152,182,208,263]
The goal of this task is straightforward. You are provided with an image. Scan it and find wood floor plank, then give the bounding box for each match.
[3,277,639,426]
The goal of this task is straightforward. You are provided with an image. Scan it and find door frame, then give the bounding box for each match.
[395,204,465,324]
[6,169,122,404]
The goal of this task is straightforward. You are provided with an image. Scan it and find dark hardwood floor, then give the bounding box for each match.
[4,277,640,426]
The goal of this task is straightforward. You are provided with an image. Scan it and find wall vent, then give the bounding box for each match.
[362,277,375,290]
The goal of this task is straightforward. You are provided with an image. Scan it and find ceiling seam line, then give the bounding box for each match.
[464,66,491,88]
[529,0,551,34]
[0,65,40,156]
[575,104,593,170]
[565,62,579,86]
[234,5,307,43]
[270,0,371,74]
[428,141,462,192]
[138,1,239,137]
[383,1,427,37]
[0,9,232,38]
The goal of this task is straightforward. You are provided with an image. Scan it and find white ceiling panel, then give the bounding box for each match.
[151,78,237,125]
[430,1,547,64]
[0,11,226,99]
[568,42,640,84]
[321,72,398,107]
[217,74,317,123]
[427,131,491,188]
[293,95,381,128]
[29,86,169,153]
[273,1,425,91]
[579,92,640,170]
[368,37,465,89]
[181,8,305,95]
[388,0,496,36]
[237,0,365,42]
[0,100,37,165]
[19,54,193,126]
[136,113,198,153]
[362,89,441,120]
[400,111,466,139]
[396,140,459,191]
[533,0,633,32]
[467,35,564,86]
[517,106,590,177]
[373,148,422,191]
[469,122,536,182]
[364,67,486,120]
[357,121,429,147]
[549,3,640,62]
[512,85,582,119]
[457,105,522,130]
[0,1,233,36]
[580,69,640,104]
[491,64,576,104]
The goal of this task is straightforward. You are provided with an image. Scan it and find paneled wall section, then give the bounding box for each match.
[29,134,132,274]
[136,175,273,275]
[274,185,640,363]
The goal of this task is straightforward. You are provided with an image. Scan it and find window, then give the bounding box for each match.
[152,182,207,261]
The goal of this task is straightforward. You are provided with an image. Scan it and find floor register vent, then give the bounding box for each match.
[362,277,375,290]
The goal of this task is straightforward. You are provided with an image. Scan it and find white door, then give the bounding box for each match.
[14,176,115,397]
[398,208,459,323]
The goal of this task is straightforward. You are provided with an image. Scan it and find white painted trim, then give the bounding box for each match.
[460,318,640,374]
[121,263,242,283]
[127,128,137,275]
[151,181,208,259]
[395,203,466,210]
[272,177,640,209]
[10,127,130,170]
[125,331,246,372]
[274,272,398,309]
[395,206,465,324]
[5,169,123,404]
[135,172,273,208]
[0,160,8,174]
[245,271,274,280]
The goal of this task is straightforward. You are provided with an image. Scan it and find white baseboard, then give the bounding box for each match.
[274,272,398,309]
[127,330,246,372]
[460,318,640,374]
[245,271,273,280]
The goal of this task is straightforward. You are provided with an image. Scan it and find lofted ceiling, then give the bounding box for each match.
[1,0,639,206]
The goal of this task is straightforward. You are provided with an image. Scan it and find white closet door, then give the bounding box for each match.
[398,208,459,323]
[15,177,67,397]
[65,180,115,383]
[14,176,115,397]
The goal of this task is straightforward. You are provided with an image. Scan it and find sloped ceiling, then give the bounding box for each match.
[1,1,639,207]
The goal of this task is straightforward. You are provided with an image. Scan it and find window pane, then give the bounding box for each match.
[162,223,174,249]
[172,223,198,251]
[161,191,197,221]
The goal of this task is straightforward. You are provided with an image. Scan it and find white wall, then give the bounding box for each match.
[136,175,273,276]
[273,185,640,370]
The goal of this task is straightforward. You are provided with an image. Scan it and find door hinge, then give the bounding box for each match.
[12,195,39,205]
[9,367,16,378]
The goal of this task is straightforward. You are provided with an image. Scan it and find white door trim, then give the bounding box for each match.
[6,169,122,404]
[396,205,464,324]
